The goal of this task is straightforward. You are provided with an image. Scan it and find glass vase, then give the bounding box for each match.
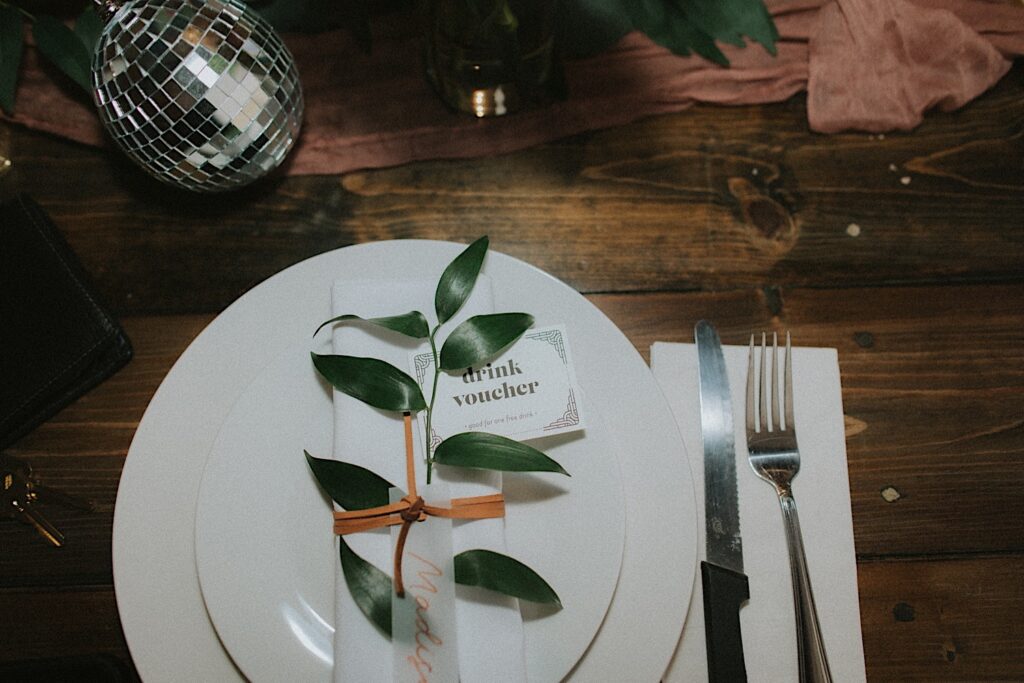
[420,0,564,117]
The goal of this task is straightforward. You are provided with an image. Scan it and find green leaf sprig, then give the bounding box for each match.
[254,0,777,68]
[0,1,777,119]
[338,536,561,637]
[308,452,561,636]
[312,235,545,484]
[249,0,778,68]
[0,3,102,114]
[307,236,567,634]
[624,0,777,66]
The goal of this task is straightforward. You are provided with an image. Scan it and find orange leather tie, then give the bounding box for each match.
[333,413,505,596]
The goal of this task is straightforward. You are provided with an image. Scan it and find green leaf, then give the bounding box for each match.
[0,5,23,114]
[435,236,489,325]
[340,537,393,637]
[32,15,93,92]
[454,549,561,606]
[433,432,569,475]
[683,0,778,54]
[338,544,561,639]
[305,452,393,510]
[438,313,534,371]
[625,0,727,65]
[312,353,427,412]
[314,311,430,339]
[73,4,104,53]
[564,0,777,65]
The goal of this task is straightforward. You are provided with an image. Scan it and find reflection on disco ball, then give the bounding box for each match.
[92,0,303,193]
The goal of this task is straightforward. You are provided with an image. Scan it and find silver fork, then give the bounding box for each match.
[746,332,833,683]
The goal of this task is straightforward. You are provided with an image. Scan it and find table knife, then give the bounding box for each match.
[696,320,749,683]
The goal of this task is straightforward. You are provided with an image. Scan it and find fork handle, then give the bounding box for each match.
[779,491,833,683]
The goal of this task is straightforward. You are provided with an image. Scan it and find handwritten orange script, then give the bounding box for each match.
[405,551,445,682]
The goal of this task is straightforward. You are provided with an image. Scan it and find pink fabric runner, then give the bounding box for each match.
[6,0,1023,175]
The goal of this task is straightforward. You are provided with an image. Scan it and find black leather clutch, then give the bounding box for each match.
[0,194,132,450]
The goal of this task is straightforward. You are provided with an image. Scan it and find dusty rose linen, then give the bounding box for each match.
[808,0,1013,132]
[4,0,1022,176]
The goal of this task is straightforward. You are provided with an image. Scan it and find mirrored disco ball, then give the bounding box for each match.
[92,0,303,192]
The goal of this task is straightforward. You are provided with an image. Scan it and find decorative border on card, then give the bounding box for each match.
[528,328,581,431]
[544,389,580,431]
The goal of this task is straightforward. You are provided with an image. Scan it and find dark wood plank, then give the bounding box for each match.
[2,67,1021,315]
[859,556,1024,681]
[0,588,132,663]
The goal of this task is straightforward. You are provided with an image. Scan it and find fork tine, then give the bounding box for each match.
[784,331,795,431]
[770,332,780,433]
[747,335,756,433]
[758,332,768,433]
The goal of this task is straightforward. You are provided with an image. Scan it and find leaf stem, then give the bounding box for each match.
[424,325,442,484]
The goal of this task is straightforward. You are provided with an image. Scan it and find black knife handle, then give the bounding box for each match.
[701,561,750,683]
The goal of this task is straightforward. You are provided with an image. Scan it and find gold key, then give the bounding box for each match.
[1,453,94,547]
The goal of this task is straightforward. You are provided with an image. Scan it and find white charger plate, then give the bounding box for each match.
[194,338,626,681]
[113,241,697,682]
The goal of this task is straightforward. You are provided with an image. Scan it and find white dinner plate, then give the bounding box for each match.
[113,240,697,682]
[194,337,625,681]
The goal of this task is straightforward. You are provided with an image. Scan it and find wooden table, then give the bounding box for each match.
[1,56,1021,681]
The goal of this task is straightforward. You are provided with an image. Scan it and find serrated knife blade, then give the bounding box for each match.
[696,320,749,683]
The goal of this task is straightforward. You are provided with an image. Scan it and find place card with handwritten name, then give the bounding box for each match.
[412,324,586,444]
[390,482,459,683]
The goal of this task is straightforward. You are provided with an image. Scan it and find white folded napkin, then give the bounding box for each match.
[651,342,866,683]
[330,277,527,682]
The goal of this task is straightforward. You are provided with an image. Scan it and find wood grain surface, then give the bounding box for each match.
[0,50,1021,681]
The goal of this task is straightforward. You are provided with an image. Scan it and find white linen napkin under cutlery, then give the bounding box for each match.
[652,341,867,682]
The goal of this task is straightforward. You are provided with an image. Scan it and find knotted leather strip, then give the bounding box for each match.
[333,493,506,535]
[333,412,505,596]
